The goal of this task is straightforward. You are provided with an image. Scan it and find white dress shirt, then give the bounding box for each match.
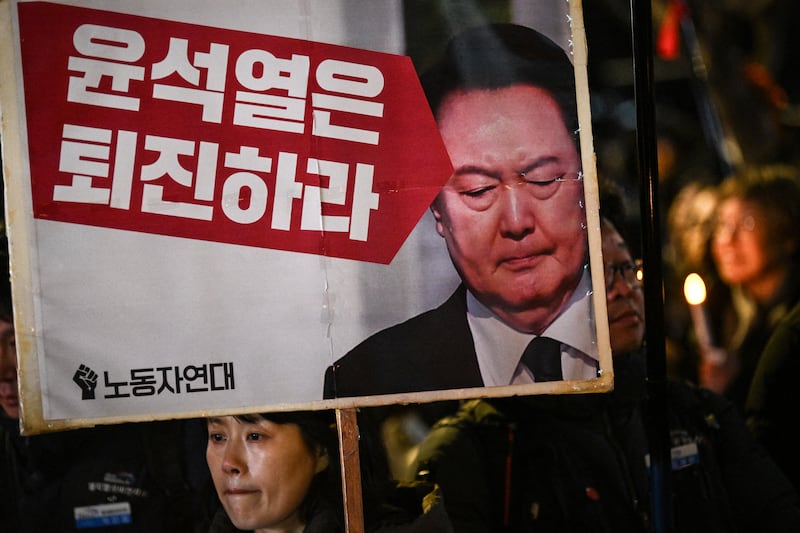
[467,268,599,385]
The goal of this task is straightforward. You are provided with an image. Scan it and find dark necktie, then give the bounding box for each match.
[521,336,563,382]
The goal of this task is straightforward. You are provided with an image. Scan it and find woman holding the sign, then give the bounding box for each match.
[205,410,344,533]
[205,408,456,532]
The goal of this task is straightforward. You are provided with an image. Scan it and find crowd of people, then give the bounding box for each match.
[3,15,800,533]
[662,164,800,500]
[403,188,800,531]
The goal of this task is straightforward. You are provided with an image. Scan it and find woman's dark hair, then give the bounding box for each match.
[233,409,342,525]
[715,164,800,262]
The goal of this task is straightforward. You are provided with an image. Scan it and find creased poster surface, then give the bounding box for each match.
[0,0,611,434]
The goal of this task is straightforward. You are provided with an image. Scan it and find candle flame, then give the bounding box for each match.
[684,273,707,305]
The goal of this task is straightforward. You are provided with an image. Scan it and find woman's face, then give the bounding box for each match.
[206,416,328,533]
[711,198,775,287]
[0,320,18,419]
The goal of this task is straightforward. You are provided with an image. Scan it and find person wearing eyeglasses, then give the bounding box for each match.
[324,23,597,400]
[405,189,800,532]
[699,166,800,412]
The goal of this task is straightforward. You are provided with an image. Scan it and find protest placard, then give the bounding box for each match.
[0,0,611,434]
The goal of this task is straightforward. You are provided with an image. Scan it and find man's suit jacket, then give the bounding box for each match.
[323,285,484,399]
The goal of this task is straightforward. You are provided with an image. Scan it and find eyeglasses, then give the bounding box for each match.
[713,214,756,240]
[518,170,583,200]
[604,259,643,288]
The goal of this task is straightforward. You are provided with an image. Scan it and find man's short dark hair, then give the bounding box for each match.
[420,23,578,137]
[599,178,640,254]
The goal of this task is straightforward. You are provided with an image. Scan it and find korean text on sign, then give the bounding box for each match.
[19,2,452,264]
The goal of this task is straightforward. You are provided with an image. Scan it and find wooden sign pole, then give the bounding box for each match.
[336,408,365,533]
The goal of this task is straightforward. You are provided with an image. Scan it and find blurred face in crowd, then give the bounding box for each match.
[431,84,587,334]
[667,184,718,270]
[711,198,781,291]
[206,416,328,533]
[0,319,19,419]
[601,220,645,354]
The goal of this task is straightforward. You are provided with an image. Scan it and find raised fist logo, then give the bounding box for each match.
[73,364,98,400]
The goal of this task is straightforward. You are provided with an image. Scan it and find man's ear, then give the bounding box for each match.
[430,200,446,238]
[314,446,330,474]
